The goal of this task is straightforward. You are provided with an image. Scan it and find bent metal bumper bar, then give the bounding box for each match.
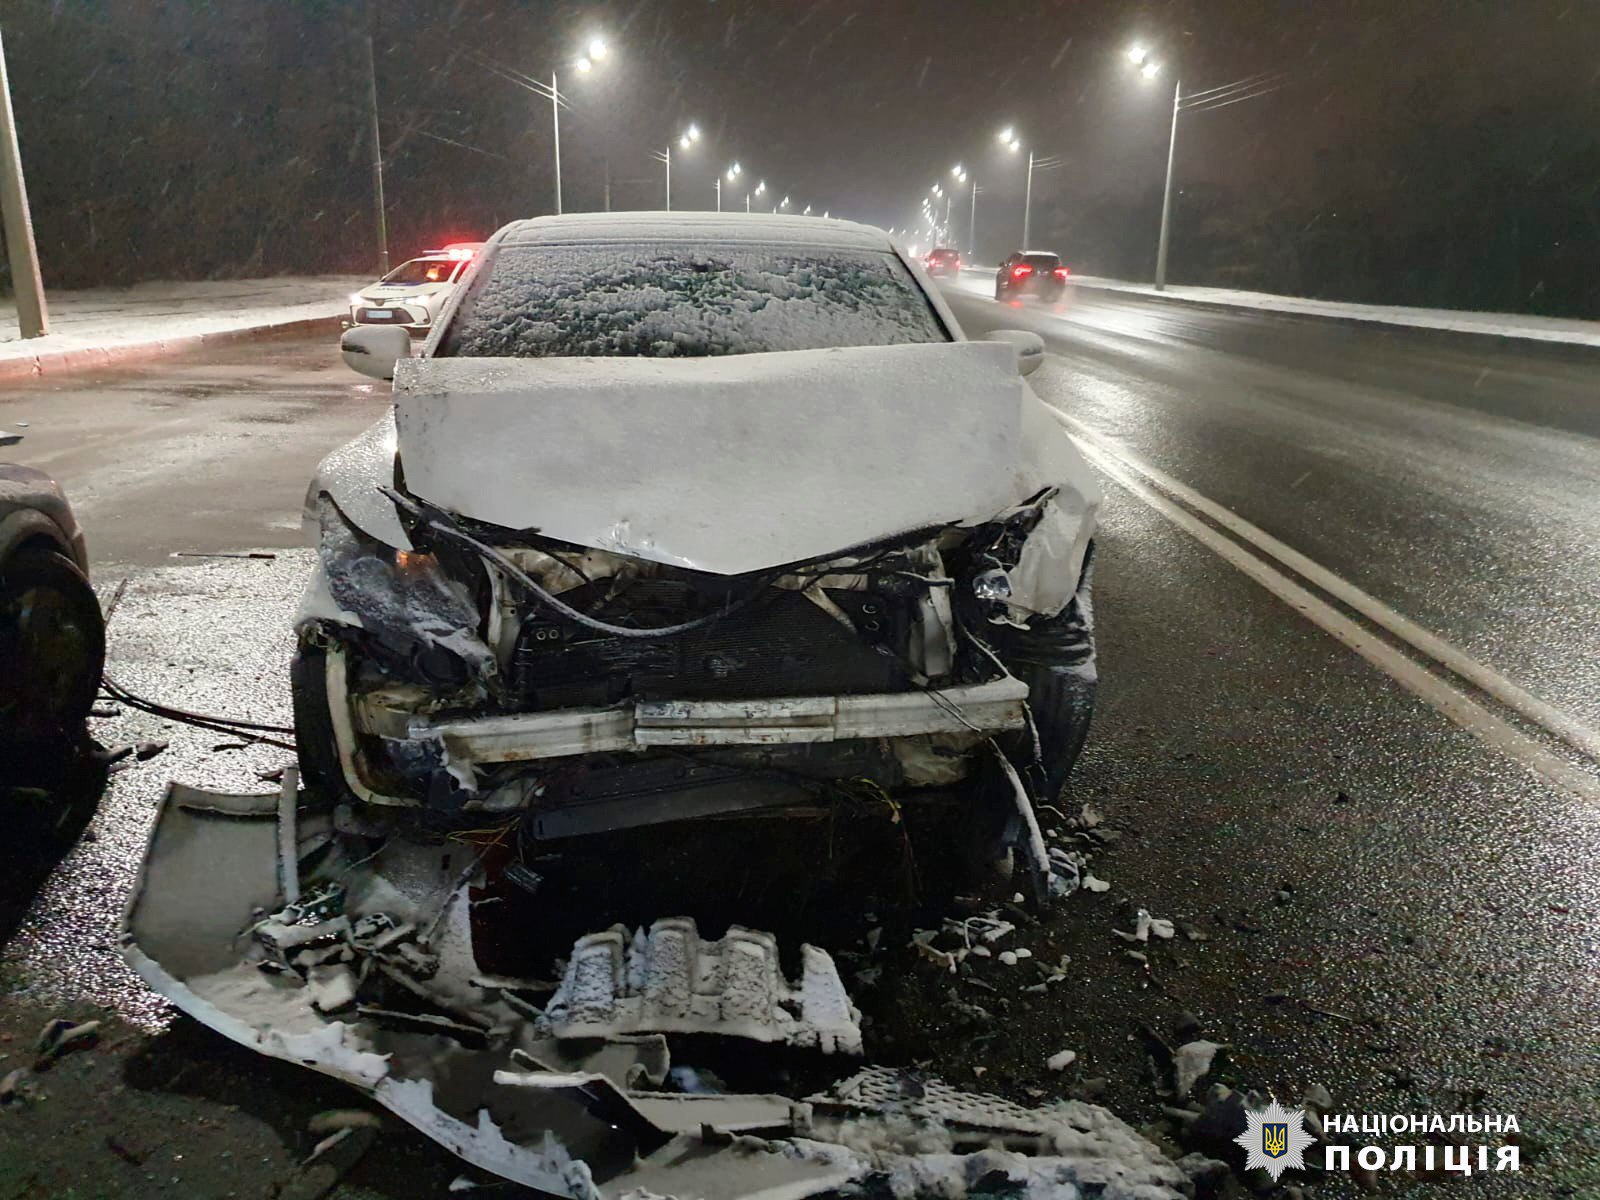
[341,646,1030,765]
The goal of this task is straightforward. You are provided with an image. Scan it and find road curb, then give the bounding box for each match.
[1062,280,1600,356]
[0,313,345,385]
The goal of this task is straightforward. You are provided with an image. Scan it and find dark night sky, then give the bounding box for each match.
[528,0,1599,240]
[5,0,1599,312]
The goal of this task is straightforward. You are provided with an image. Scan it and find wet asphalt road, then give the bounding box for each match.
[1,305,1597,1192]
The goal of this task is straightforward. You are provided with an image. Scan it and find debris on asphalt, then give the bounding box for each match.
[277,1125,376,1200]
[134,740,167,761]
[536,920,862,1053]
[35,1017,100,1068]
[1173,1040,1225,1096]
[1116,908,1176,943]
[174,550,278,560]
[1184,1087,1250,1159]
[306,1109,384,1136]
[0,1068,29,1106]
[1302,1082,1334,1111]
[1083,872,1112,892]
[122,783,1223,1196]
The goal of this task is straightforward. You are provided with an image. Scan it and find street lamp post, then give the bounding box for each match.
[992,128,1056,249]
[716,162,741,212]
[1128,44,1281,290]
[652,123,699,211]
[1156,76,1180,291]
[953,165,977,258]
[0,18,46,336]
[546,36,609,215]
[361,25,389,276]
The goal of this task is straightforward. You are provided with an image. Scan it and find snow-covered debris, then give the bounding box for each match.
[1173,1041,1226,1097]
[1046,1049,1078,1071]
[538,919,862,1054]
[1115,909,1176,943]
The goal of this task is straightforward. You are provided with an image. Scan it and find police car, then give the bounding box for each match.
[347,243,483,333]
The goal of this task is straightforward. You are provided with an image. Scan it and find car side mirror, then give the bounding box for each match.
[340,325,413,382]
[983,329,1045,377]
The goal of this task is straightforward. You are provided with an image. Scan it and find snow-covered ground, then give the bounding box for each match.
[0,276,366,374]
[951,267,1600,348]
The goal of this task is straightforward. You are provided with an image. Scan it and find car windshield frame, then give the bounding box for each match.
[379,258,460,287]
[436,239,955,359]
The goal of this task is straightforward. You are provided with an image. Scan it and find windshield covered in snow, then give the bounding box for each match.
[381,258,458,286]
[437,242,948,358]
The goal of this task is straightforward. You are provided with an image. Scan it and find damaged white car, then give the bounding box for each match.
[299,213,1100,892]
[121,215,1165,1197]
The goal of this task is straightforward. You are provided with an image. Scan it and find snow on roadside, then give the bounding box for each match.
[0,276,366,362]
[947,267,1600,348]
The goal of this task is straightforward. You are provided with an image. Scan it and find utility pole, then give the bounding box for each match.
[0,21,48,338]
[550,71,562,214]
[1155,78,1180,290]
[969,180,979,258]
[1022,150,1034,249]
[362,22,389,275]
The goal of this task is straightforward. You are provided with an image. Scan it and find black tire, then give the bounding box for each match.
[990,548,1097,802]
[0,546,106,758]
[994,281,1004,300]
[290,641,357,806]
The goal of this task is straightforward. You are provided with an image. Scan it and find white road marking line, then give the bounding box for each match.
[1058,427,1600,805]
[1056,412,1600,765]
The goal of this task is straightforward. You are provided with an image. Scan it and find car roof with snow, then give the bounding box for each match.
[495,211,894,253]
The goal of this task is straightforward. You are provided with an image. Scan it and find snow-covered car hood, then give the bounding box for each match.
[391,341,1098,577]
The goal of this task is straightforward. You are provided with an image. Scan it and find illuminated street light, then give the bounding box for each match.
[715,163,743,211]
[802,204,812,215]
[653,122,699,210]
[1123,44,1279,289]
[1002,132,1037,246]
[539,32,613,214]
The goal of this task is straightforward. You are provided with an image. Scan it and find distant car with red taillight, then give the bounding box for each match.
[995,251,1069,302]
[924,247,962,278]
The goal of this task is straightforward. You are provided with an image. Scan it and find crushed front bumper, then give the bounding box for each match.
[385,675,1031,765]
[121,781,1202,1199]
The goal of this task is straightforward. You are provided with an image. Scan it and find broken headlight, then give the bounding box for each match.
[313,495,493,687]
